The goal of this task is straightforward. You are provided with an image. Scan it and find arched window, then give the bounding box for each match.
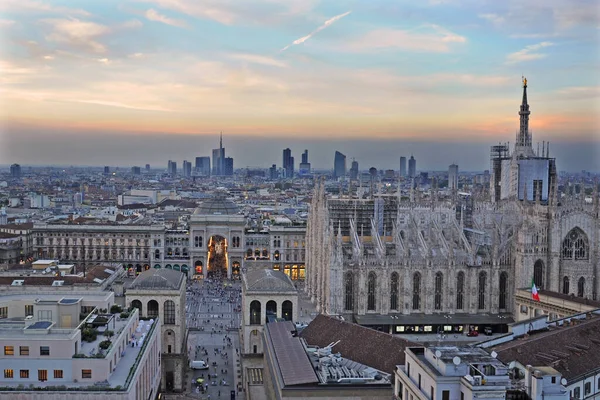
[367,272,376,311]
[562,276,570,295]
[282,300,293,321]
[266,300,277,318]
[562,228,589,260]
[167,247,173,256]
[478,272,487,310]
[164,300,175,324]
[434,272,443,310]
[131,300,142,311]
[250,300,261,325]
[390,272,399,311]
[154,249,160,259]
[174,248,180,256]
[499,272,508,310]
[455,271,464,310]
[533,260,544,289]
[344,272,353,311]
[274,250,280,261]
[147,300,159,318]
[412,273,421,310]
[577,277,585,297]
[246,249,253,257]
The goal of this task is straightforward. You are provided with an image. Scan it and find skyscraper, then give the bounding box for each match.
[399,156,407,177]
[195,156,211,176]
[224,157,234,176]
[131,166,141,175]
[448,164,459,190]
[10,164,21,178]
[103,166,110,175]
[168,160,177,176]
[283,148,294,178]
[350,159,359,180]
[408,155,416,178]
[299,149,310,176]
[334,151,346,179]
[145,164,150,172]
[183,160,192,177]
[269,164,278,180]
[212,133,225,175]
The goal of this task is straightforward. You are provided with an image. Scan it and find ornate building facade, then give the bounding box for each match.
[306,80,599,333]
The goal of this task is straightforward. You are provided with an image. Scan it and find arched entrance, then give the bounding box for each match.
[207,235,228,279]
[194,260,203,279]
[232,261,240,279]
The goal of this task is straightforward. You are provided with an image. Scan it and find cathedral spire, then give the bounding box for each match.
[514,77,535,158]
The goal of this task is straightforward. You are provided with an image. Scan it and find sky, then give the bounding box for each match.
[0,0,599,171]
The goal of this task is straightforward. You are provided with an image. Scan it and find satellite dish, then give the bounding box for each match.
[435,350,442,358]
[491,351,498,359]
[560,378,567,385]
[453,356,461,366]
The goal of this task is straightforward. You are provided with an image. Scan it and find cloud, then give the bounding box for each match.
[145,9,187,28]
[478,13,505,26]
[122,19,143,29]
[555,86,600,99]
[0,0,90,16]
[228,53,287,68]
[346,24,466,53]
[505,41,554,64]
[280,11,351,51]
[42,18,111,53]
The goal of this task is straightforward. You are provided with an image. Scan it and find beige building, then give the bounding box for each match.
[126,268,187,392]
[514,287,600,322]
[0,291,161,399]
[241,269,298,355]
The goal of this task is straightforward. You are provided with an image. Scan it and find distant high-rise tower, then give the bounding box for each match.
[145,164,150,172]
[448,164,459,190]
[195,156,211,176]
[224,157,234,176]
[168,160,177,176]
[299,149,310,176]
[269,164,278,180]
[212,133,226,175]
[10,164,21,178]
[334,151,346,179]
[350,159,359,180]
[103,166,110,175]
[408,155,416,178]
[399,157,407,177]
[131,166,141,175]
[283,148,294,178]
[183,160,192,177]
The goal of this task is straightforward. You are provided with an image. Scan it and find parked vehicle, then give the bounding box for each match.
[466,330,479,337]
[190,361,209,370]
[484,327,493,336]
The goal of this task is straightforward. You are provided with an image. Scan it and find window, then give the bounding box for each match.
[418,373,421,389]
[442,390,450,400]
[478,272,487,310]
[434,272,443,310]
[397,381,403,399]
[344,272,353,311]
[499,272,508,309]
[430,387,434,399]
[367,272,376,311]
[551,377,556,384]
[4,346,14,356]
[164,300,176,324]
[40,346,50,356]
[38,370,48,381]
[585,382,591,395]
[4,369,13,378]
[20,370,29,379]
[412,273,421,310]
[168,345,172,354]
[563,276,570,294]
[19,346,29,356]
[54,370,63,379]
[456,272,464,310]
[578,277,585,297]
[390,272,399,310]
[0,307,7,318]
[562,228,588,260]
[533,260,544,288]
[461,392,464,400]
[38,310,52,321]
[25,305,33,316]
[82,369,92,379]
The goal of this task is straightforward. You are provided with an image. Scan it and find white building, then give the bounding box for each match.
[241,269,298,355]
[126,268,187,392]
[0,291,161,399]
[448,163,459,191]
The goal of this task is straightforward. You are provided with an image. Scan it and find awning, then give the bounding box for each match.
[354,313,514,326]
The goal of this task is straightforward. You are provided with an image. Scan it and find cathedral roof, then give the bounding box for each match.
[243,269,296,292]
[129,268,185,290]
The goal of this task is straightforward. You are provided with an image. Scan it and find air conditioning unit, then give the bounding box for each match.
[52,280,64,286]
[473,376,482,386]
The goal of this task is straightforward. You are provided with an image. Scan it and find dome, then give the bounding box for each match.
[194,194,239,215]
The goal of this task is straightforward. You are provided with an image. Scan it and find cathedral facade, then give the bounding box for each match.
[305,80,599,331]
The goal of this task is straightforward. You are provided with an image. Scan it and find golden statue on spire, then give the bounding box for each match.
[522,76,527,87]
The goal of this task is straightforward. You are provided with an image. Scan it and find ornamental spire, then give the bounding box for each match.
[514,76,535,158]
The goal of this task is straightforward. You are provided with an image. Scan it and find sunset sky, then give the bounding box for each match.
[0,0,598,171]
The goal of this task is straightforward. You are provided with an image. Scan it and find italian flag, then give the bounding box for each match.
[531,278,540,301]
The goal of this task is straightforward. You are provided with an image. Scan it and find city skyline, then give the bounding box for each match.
[1,0,599,170]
